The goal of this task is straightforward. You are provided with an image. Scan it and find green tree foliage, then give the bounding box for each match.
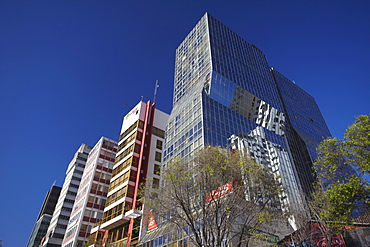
[345,115,370,174]
[143,146,289,247]
[313,114,370,224]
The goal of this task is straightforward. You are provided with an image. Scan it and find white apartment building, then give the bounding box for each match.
[42,144,92,247]
[62,137,117,247]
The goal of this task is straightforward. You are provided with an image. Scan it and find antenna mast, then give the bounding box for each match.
[153,80,159,104]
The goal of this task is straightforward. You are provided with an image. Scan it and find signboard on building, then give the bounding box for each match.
[148,211,158,231]
[205,181,234,203]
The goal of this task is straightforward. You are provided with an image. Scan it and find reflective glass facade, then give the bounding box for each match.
[272,69,331,196]
[164,13,331,211]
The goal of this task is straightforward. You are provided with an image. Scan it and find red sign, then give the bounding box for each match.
[313,234,346,247]
[206,181,234,203]
[148,211,158,231]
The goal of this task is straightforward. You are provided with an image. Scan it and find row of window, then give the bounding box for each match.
[174,14,209,104]
[71,176,81,182]
[112,156,139,177]
[64,224,77,242]
[109,171,131,194]
[152,127,165,139]
[87,195,106,207]
[102,139,118,150]
[119,120,144,141]
[101,202,124,223]
[66,191,77,196]
[91,183,109,194]
[115,143,137,164]
[119,131,142,151]
[105,185,131,207]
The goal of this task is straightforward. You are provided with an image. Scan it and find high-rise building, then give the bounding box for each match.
[62,137,117,247]
[136,13,331,246]
[89,101,169,247]
[27,185,62,247]
[163,13,330,209]
[43,144,92,247]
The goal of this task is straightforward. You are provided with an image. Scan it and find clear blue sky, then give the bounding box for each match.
[1,1,369,246]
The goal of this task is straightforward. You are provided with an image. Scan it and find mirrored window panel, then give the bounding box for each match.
[208,73,285,136]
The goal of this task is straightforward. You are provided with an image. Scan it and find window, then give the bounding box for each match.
[155,152,162,162]
[94,197,100,204]
[154,164,161,175]
[67,191,77,196]
[80,224,88,231]
[71,176,81,182]
[152,127,165,138]
[156,140,163,150]
[95,211,103,219]
[77,163,85,168]
[75,170,83,175]
[65,199,74,204]
[91,183,98,190]
[59,215,69,220]
[152,178,160,189]
[62,207,72,212]
[84,209,92,217]
[70,183,79,188]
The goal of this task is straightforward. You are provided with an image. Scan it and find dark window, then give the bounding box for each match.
[152,127,165,139]
[155,152,162,162]
[156,140,163,150]
[154,164,161,175]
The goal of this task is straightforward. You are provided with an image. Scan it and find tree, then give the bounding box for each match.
[345,114,370,174]
[142,146,290,247]
[313,114,370,223]
[306,115,370,246]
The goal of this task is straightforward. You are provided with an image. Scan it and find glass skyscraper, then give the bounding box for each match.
[163,13,331,215]
[27,185,62,247]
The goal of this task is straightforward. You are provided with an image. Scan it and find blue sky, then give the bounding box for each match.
[1,0,369,246]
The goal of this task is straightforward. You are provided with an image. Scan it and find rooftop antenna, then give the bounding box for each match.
[141,96,143,102]
[153,80,159,104]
